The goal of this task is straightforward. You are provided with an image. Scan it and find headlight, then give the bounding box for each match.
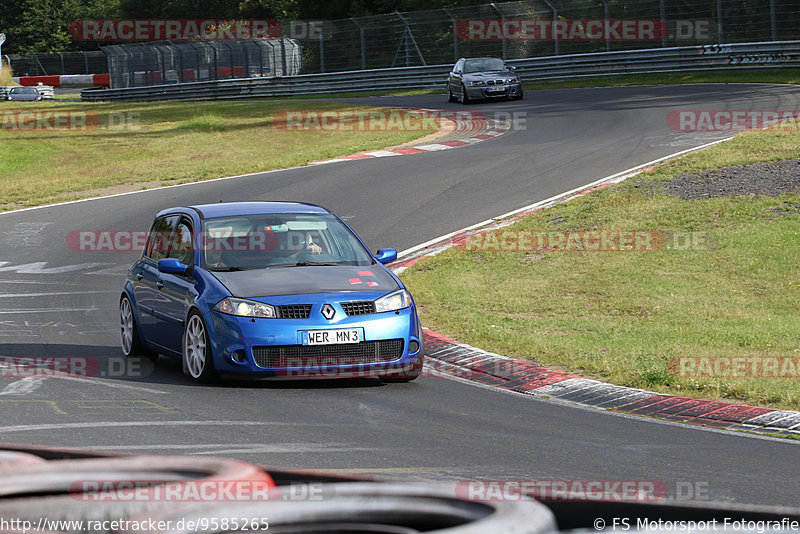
[467,80,485,87]
[214,297,276,318]
[375,289,412,313]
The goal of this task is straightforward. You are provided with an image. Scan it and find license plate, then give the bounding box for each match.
[303,328,360,345]
[487,87,505,92]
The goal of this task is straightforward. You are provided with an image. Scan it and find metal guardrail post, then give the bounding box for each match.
[280,38,287,76]
[350,18,366,70]
[319,28,325,73]
[770,0,777,41]
[489,3,506,60]
[659,0,666,48]
[442,9,459,63]
[0,34,5,80]
[541,0,559,55]
[717,0,723,43]
[599,0,610,52]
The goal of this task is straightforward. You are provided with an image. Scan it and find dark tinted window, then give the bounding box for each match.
[145,215,179,261]
[166,220,194,265]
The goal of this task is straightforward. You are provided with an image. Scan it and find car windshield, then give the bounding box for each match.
[201,213,374,270]
[463,58,506,73]
[11,87,36,93]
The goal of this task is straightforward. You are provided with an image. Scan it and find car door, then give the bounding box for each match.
[151,217,198,354]
[132,215,179,346]
[449,59,464,94]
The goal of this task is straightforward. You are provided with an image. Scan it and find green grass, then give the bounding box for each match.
[0,62,16,86]
[0,99,436,209]
[401,126,800,411]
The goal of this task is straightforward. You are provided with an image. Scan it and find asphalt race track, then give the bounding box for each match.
[1,84,799,506]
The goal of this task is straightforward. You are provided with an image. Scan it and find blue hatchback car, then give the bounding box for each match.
[120,202,424,382]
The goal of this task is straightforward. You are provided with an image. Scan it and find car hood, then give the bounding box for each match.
[465,70,513,77]
[211,265,400,297]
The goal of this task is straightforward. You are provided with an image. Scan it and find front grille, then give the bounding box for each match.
[253,339,404,368]
[275,304,312,319]
[341,301,376,317]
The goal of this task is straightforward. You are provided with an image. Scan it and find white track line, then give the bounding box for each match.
[397,136,733,260]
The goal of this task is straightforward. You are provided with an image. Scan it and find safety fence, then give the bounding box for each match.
[81,40,800,101]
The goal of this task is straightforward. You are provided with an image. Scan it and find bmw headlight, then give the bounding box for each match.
[467,80,485,87]
[375,290,412,313]
[214,297,276,318]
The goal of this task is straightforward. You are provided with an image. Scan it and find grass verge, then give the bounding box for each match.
[0,62,16,86]
[0,100,436,209]
[400,126,800,410]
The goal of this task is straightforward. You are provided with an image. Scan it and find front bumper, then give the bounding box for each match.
[208,302,423,379]
[466,83,523,100]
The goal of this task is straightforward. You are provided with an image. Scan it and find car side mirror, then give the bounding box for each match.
[158,258,189,275]
[375,248,397,265]
[508,65,516,70]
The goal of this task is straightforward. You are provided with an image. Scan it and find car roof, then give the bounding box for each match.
[185,201,330,219]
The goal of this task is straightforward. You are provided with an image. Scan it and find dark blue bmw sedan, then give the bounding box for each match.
[120,201,423,383]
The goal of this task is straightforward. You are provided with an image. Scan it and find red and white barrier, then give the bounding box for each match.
[12,73,110,88]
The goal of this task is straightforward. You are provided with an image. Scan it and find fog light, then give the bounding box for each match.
[409,340,420,354]
[231,350,246,363]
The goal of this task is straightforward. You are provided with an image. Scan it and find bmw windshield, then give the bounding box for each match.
[464,58,506,73]
[200,213,374,270]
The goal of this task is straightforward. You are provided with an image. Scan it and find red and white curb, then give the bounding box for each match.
[13,74,110,88]
[419,329,800,437]
[390,136,800,438]
[311,109,511,165]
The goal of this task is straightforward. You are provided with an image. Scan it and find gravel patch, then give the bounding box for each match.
[653,159,800,199]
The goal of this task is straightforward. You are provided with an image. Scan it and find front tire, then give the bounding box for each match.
[460,84,471,105]
[119,294,157,361]
[182,311,217,383]
[448,86,456,102]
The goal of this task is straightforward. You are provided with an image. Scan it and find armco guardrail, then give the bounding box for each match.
[82,41,800,102]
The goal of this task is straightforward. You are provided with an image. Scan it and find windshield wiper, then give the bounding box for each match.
[294,261,341,266]
[208,266,249,272]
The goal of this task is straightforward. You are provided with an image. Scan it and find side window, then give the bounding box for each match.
[145,215,179,261]
[166,219,194,266]
[455,59,464,73]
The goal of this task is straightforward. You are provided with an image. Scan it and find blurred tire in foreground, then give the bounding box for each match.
[123,482,557,534]
[0,455,274,534]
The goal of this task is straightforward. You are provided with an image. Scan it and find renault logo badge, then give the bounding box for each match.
[321,304,335,320]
